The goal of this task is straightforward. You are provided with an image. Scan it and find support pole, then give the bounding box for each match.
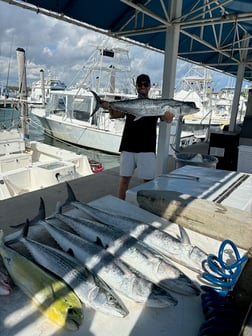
[16,47,29,139]
[156,0,182,175]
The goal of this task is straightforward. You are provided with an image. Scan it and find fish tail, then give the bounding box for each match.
[90,90,101,117]
[5,219,31,246]
[10,197,46,230]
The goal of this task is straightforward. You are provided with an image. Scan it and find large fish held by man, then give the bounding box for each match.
[91,90,199,120]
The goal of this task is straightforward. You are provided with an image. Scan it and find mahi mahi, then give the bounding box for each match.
[63,183,207,273]
[0,229,83,330]
[91,90,199,120]
[6,220,129,318]
[31,212,177,308]
[52,204,200,296]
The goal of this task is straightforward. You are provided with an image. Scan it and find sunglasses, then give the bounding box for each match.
[137,82,150,88]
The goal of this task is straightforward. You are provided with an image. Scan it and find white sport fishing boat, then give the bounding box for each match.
[31,41,197,155]
[31,41,137,154]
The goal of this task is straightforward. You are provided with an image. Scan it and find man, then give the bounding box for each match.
[102,74,174,199]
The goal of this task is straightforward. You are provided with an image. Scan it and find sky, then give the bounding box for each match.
[0,1,249,92]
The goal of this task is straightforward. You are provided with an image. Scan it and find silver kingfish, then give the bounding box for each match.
[63,183,207,273]
[51,204,200,296]
[91,90,199,120]
[6,220,129,318]
[30,208,177,308]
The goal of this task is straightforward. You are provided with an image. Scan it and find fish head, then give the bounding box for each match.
[96,289,129,318]
[181,101,200,115]
[91,280,129,317]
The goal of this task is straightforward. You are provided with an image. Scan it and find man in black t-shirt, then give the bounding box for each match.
[101,74,174,199]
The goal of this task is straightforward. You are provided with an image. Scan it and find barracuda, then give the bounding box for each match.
[51,204,200,296]
[0,230,83,331]
[64,183,207,273]
[91,90,199,120]
[6,220,129,318]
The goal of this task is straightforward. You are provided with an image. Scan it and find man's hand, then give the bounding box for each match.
[100,100,125,119]
[162,111,174,123]
[101,100,110,110]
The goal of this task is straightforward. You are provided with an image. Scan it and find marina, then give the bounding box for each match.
[1,1,252,335]
[1,65,252,336]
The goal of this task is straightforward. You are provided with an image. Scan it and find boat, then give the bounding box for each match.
[174,66,247,142]
[30,41,137,154]
[28,70,67,105]
[0,84,18,109]
[0,128,95,200]
[31,41,197,155]
[0,48,106,201]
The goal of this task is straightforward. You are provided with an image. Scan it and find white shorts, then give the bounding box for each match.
[120,151,156,180]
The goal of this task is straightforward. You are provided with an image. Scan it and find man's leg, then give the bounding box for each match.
[118,176,131,200]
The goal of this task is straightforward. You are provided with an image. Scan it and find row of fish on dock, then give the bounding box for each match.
[0,183,208,330]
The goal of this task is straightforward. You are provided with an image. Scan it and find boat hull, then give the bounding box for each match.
[34,113,122,155]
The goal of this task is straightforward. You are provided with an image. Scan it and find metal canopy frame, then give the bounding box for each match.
[3,0,252,174]
[3,0,252,81]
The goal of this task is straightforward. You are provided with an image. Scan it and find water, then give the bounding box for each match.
[0,108,120,170]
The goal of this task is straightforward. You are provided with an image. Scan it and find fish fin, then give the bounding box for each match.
[178,225,191,244]
[95,236,108,249]
[4,219,30,246]
[90,90,101,117]
[22,219,30,239]
[47,201,62,219]
[10,197,46,229]
[63,183,78,208]
[66,248,74,257]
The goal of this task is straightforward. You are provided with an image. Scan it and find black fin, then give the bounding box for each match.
[95,236,107,248]
[90,90,101,117]
[10,198,46,229]
[63,183,78,208]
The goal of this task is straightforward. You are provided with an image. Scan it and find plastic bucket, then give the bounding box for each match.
[175,152,218,169]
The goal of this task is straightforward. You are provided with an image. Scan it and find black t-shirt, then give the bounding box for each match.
[119,114,158,153]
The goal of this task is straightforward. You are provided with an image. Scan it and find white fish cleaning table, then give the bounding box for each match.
[126,165,252,212]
